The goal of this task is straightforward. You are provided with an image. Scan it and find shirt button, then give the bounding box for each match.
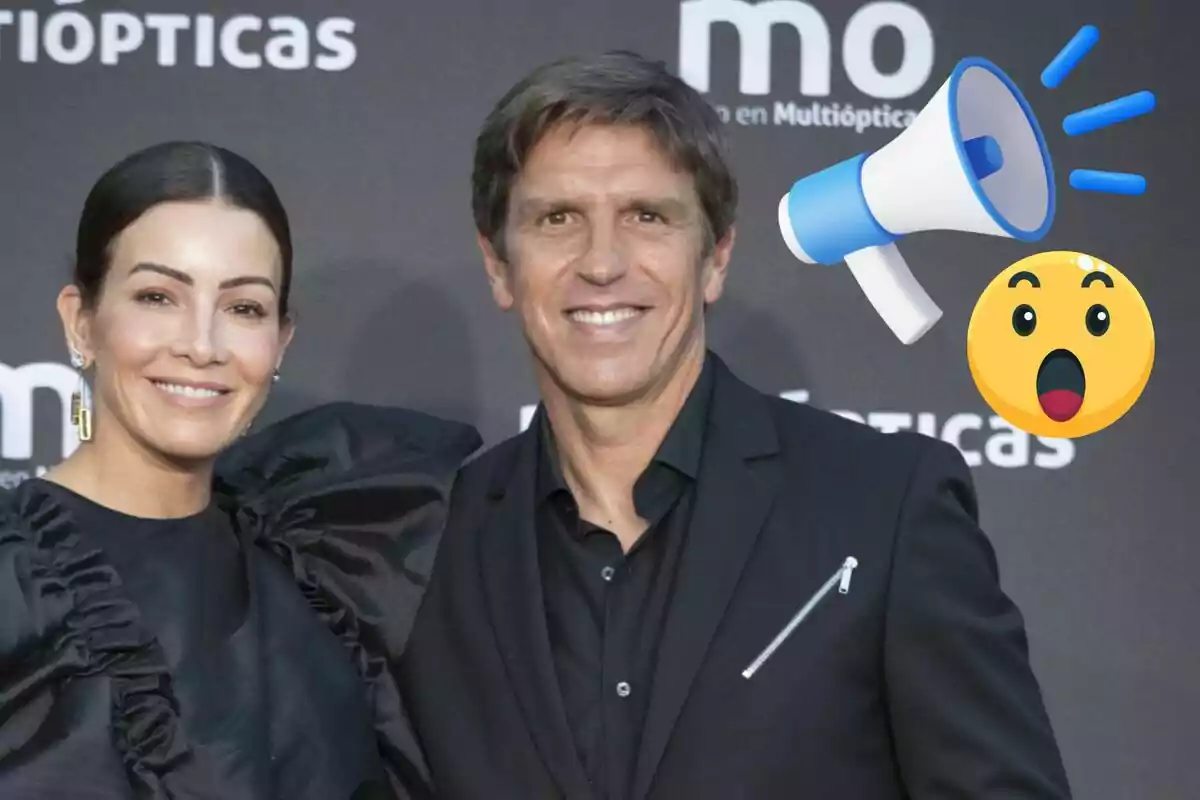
[616,681,631,697]
[601,566,615,581]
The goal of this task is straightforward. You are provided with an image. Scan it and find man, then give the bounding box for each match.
[398,50,1071,799]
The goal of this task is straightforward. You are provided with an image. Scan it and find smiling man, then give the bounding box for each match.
[398,50,1073,799]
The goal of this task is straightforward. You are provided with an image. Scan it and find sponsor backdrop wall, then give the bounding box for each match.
[2,0,1196,796]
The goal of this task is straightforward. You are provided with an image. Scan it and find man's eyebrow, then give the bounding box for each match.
[512,196,577,216]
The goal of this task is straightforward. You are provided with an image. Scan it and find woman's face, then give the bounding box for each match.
[64,200,293,465]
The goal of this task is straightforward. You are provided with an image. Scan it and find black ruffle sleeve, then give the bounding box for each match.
[0,486,215,798]
[213,402,482,798]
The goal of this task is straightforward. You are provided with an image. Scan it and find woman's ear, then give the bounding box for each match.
[277,314,296,369]
[56,285,94,364]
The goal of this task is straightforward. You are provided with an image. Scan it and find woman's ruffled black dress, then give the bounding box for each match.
[0,402,481,799]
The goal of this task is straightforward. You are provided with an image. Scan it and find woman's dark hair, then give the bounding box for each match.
[472,50,738,259]
[74,140,294,318]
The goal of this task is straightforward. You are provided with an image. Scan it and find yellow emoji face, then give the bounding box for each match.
[967,251,1154,438]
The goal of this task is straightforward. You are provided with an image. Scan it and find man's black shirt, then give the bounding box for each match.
[534,358,714,799]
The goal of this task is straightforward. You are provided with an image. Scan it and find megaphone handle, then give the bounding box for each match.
[843,244,943,345]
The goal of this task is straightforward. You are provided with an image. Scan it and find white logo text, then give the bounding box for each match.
[678,0,934,133]
[0,1,356,70]
[0,362,78,487]
[518,389,1075,470]
[679,0,934,98]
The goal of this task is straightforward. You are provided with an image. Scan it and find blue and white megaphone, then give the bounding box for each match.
[778,57,1055,344]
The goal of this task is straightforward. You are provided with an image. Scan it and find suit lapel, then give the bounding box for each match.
[478,423,593,799]
[632,358,783,800]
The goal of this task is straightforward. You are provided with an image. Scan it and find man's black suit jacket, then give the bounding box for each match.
[398,354,1071,799]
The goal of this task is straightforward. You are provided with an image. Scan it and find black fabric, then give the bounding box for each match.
[0,402,481,800]
[40,485,247,671]
[399,351,1072,800]
[534,359,711,798]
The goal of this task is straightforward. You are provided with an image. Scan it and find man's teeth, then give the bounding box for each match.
[154,382,223,398]
[570,308,641,325]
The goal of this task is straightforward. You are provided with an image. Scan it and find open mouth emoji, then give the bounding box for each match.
[1036,349,1086,422]
[968,252,1155,439]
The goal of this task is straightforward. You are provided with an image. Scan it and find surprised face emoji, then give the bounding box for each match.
[967,251,1155,439]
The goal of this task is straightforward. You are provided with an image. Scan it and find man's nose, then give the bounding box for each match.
[576,219,629,286]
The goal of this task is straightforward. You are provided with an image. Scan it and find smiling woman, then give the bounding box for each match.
[60,142,296,469]
[0,141,481,799]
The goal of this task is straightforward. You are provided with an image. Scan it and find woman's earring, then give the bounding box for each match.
[69,348,93,443]
[272,369,281,383]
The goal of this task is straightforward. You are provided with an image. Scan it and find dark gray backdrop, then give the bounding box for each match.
[2,1,1196,797]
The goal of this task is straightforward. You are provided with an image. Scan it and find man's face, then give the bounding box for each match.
[481,122,733,406]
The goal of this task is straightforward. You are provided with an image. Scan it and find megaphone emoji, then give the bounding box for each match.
[779,57,1055,345]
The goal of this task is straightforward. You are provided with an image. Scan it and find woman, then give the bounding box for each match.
[0,141,480,798]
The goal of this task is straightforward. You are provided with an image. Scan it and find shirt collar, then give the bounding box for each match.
[535,353,714,502]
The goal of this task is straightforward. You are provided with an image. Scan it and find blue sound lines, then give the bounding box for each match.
[1069,170,1147,196]
[1042,25,1099,88]
[1063,91,1156,136]
[1042,24,1157,196]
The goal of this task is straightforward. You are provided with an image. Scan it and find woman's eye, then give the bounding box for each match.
[231,303,267,318]
[135,291,170,305]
